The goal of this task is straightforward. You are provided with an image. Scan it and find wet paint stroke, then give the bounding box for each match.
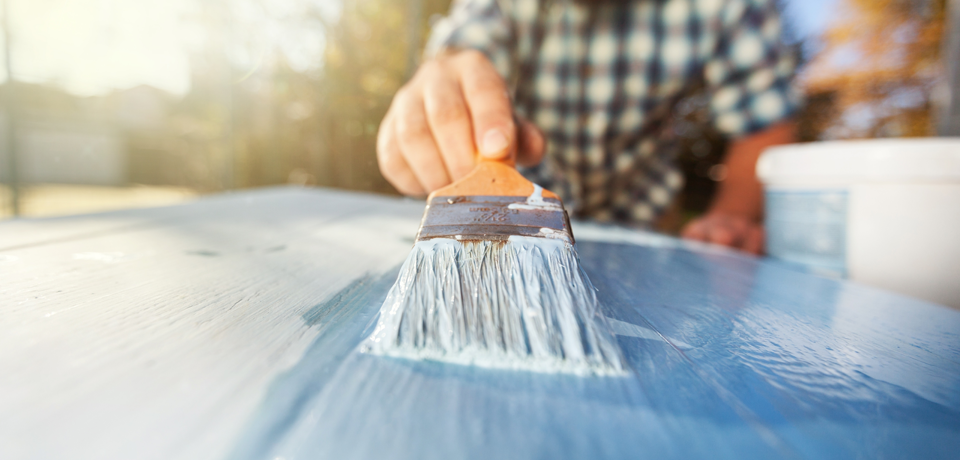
[229,240,960,460]
[301,272,393,327]
[228,268,401,460]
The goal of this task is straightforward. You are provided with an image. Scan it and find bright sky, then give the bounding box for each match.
[0,0,837,97]
[1,0,335,96]
[5,0,200,95]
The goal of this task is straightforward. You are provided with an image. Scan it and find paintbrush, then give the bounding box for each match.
[363,155,625,375]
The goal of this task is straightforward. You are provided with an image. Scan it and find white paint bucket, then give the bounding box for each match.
[757,138,960,308]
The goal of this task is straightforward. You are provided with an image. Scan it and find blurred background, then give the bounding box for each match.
[0,0,957,226]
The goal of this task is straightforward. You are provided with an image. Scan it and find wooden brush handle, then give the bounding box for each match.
[427,119,560,200]
[428,157,560,200]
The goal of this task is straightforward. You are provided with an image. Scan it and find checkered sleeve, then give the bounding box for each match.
[704,0,801,137]
[423,0,515,80]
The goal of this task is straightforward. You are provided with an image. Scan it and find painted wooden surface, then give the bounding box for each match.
[1,187,958,460]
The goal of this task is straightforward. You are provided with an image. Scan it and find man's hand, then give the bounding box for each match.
[681,213,764,255]
[680,121,794,255]
[377,49,545,196]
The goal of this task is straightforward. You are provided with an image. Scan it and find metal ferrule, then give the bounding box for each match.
[416,195,574,245]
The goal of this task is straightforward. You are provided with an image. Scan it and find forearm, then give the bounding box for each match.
[709,121,796,221]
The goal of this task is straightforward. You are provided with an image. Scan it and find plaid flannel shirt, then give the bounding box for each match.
[425,0,800,226]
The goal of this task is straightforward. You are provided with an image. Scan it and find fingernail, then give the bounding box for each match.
[480,129,508,157]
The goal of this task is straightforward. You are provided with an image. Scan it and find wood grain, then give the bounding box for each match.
[2,187,958,460]
[0,187,424,460]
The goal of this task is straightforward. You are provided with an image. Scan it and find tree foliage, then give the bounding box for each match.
[153,0,452,193]
[803,0,947,138]
[310,0,452,193]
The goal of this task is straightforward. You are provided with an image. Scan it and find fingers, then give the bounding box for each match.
[392,87,452,192]
[681,218,708,241]
[421,62,476,180]
[455,50,516,161]
[377,110,425,196]
[516,117,546,167]
[706,223,739,247]
[680,214,765,254]
[376,50,524,195]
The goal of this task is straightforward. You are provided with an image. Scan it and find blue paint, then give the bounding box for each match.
[228,269,400,460]
[231,240,960,460]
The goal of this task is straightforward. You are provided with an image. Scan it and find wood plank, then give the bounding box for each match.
[0,187,424,460]
[1,187,958,460]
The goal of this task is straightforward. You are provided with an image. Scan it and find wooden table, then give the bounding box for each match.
[2,187,958,460]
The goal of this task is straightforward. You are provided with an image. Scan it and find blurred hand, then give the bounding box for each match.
[377,49,546,196]
[681,212,764,255]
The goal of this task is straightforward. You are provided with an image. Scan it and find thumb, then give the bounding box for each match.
[516,117,545,167]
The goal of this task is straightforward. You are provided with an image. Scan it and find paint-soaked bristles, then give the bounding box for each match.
[362,236,626,375]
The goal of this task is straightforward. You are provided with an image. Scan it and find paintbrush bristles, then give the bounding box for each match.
[363,236,626,375]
